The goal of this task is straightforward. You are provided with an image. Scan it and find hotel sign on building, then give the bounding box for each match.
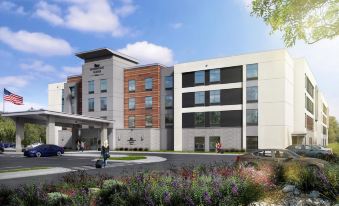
[90,64,105,76]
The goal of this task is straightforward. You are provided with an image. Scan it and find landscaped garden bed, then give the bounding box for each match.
[1,161,338,205]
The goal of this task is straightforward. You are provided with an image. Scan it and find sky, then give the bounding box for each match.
[0,0,338,119]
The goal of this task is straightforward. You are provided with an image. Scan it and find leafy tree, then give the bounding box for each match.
[329,116,339,143]
[251,0,339,47]
[0,115,15,142]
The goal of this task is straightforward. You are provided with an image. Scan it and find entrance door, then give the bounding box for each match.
[292,135,304,145]
[194,137,205,151]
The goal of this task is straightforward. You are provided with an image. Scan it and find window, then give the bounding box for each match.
[194,112,205,127]
[100,97,107,111]
[88,81,94,94]
[145,115,152,127]
[61,89,64,112]
[323,104,328,114]
[100,79,107,93]
[209,69,220,83]
[247,86,258,103]
[194,137,205,151]
[246,136,258,151]
[195,91,205,105]
[305,114,314,131]
[305,76,314,97]
[210,111,220,126]
[323,126,327,135]
[247,109,258,125]
[128,116,135,128]
[194,71,205,84]
[70,86,76,98]
[88,98,94,112]
[305,96,314,114]
[209,136,220,152]
[165,113,173,127]
[210,90,220,104]
[128,98,135,110]
[165,76,173,89]
[246,64,258,80]
[165,95,173,108]
[128,80,135,92]
[145,78,153,91]
[323,115,327,125]
[145,96,152,109]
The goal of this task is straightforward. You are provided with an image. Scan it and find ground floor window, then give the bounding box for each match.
[194,136,205,151]
[246,136,258,151]
[292,135,304,145]
[209,136,220,152]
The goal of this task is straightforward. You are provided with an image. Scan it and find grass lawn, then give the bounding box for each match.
[329,143,339,154]
[0,166,50,173]
[108,155,146,161]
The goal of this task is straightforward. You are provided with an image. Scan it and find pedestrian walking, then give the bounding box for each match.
[77,140,80,152]
[80,141,85,152]
[101,140,110,167]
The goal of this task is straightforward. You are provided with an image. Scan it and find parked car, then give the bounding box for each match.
[22,142,44,152]
[286,144,332,158]
[24,144,64,157]
[0,142,15,148]
[0,146,4,154]
[236,149,327,169]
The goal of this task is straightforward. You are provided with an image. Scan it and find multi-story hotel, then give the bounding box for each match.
[46,48,328,152]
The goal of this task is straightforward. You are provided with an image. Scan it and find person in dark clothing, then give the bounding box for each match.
[101,140,110,167]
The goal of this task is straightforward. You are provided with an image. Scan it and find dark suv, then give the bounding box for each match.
[286,144,332,158]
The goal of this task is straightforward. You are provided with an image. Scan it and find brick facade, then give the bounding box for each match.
[124,65,161,128]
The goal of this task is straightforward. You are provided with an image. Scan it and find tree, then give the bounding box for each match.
[22,124,46,146]
[329,116,339,143]
[251,0,339,47]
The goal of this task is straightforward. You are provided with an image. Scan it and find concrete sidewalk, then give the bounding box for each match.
[0,167,72,180]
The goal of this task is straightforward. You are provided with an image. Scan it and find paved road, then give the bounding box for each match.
[0,152,237,187]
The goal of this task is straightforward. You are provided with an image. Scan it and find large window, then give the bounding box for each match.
[128,116,135,128]
[194,136,205,151]
[88,98,94,112]
[128,98,135,110]
[195,71,205,84]
[210,90,220,104]
[323,126,327,135]
[209,136,220,152]
[145,78,153,91]
[145,96,152,109]
[128,80,135,92]
[194,112,205,127]
[305,76,314,97]
[145,115,152,127]
[100,79,107,93]
[247,109,258,125]
[61,89,64,112]
[210,111,220,126]
[306,114,314,131]
[209,69,220,83]
[323,104,328,114]
[246,136,258,151]
[100,97,107,111]
[165,113,173,127]
[305,96,314,114]
[165,95,173,108]
[195,91,205,105]
[70,86,76,97]
[247,86,258,103]
[88,80,94,94]
[165,76,173,89]
[246,64,258,80]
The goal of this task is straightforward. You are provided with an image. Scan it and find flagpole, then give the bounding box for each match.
[2,89,5,114]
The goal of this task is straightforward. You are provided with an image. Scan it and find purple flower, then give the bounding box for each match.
[185,196,195,206]
[203,191,212,205]
[231,183,238,196]
[163,191,171,204]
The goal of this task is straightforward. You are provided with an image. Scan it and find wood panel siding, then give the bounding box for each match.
[124,65,161,128]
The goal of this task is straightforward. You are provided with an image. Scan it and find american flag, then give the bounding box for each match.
[3,89,23,105]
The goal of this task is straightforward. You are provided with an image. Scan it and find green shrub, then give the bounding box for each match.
[0,186,14,206]
[47,192,71,206]
[325,164,339,191]
[9,185,47,206]
[283,163,319,191]
[98,179,128,206]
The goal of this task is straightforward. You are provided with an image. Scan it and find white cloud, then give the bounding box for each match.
[0,1,26,15]
[170,22,183,29]
[0,76,31,89]
[1,101,46,112]
[20,60,56,73]
[118,41,174,65]
[34,0,136,37]
[289,37,339,119]
[0,27,73,56]
[59,66,82,79]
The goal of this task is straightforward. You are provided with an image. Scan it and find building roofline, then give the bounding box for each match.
[124,63,169,70]
[75,48,139,64]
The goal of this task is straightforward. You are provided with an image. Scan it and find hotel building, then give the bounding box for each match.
[46,48,328,151]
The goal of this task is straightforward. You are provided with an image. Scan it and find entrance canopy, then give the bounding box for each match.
[2,110,113,151]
